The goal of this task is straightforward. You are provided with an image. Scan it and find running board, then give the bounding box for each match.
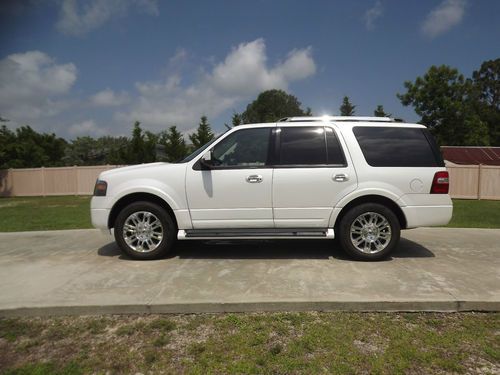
[177,228,335,240]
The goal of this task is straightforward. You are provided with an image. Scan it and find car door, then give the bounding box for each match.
[186,127,274,229]
[272,125,357,228]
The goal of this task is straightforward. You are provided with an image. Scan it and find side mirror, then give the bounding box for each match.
[200,150,214,169]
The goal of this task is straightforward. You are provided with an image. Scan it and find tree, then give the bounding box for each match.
[143,130,158,163]
[339,96,356,116]
[398,65,489,146]
[129,121,146,163]
[63,136,99,165]
[159,126,188,162]
[472,58,500,145]
[231,112,243,126]
[241,89,310,123]
[127,121,157,164]
[374,105,391,117]
[63,135,134,166]
[189,116,214,149]
[0,125,67,168]
[105,136,131,165]
[0,125,16,168]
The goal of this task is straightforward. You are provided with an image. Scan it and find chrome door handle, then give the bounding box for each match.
[333,174,349,182]
[246,175,263,183]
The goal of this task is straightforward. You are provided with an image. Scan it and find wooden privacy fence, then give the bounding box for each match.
[1,164,499,199]
[447,164,500,200]
[0,165,120,197]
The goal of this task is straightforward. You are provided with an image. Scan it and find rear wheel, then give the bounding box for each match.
[114,201,176,260]
[338,203,400,261]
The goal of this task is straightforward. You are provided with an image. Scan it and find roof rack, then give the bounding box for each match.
[278,116,404,123]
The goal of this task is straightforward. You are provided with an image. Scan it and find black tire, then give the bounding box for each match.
[114,201,176,260]
[337,203,400,261]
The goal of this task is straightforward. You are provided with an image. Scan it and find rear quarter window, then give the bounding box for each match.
[353,127,444,167]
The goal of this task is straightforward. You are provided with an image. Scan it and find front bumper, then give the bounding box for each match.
[91,196,111,229]
[91,208,110,229]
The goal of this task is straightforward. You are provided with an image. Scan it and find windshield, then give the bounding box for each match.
[178,134,222,163]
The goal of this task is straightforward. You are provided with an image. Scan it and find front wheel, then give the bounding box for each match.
[114,201,176,260]
[337,203,400,261]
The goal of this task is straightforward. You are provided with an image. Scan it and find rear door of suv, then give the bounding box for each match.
[272,125,358,228]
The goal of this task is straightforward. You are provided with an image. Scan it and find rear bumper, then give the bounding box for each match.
[402,205,453,228]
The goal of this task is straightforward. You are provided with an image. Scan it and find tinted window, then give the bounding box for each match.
[212,128,270,167]
[353,127,439,167]
[422,129,445,166]
[326,127,346,165]
[279,127,327,165]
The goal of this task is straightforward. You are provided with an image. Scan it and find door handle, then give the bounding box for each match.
[246,175,263,183]
[333,173,349,182]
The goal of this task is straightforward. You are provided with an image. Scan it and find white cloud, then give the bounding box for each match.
[363,1,383,30]
[118,39,316,131]
[0,40,315,137]
[0,50,77,121]
[90,89,129,107]
[169,48,188,66]
[56,0,159,36]
[68,119,106,137]
[421,0,466,38]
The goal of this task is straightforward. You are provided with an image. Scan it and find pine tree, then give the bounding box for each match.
[339,96,356,116]
[374,105,391,117]
[160,126,188,162]
[231,113,242,126]
[129,121,145,163]
[189,116,214,149]
[128,121,157,163]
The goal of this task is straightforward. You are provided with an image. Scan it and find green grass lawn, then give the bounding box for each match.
[446,199,500,228]
[0,196,498,232]
[0,196,92,232]
[0,312,498,374]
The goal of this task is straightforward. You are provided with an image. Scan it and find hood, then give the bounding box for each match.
[99,162,169,179]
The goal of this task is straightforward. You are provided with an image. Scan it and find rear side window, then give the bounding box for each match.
[326,127,346,165]
[278,127,346,166]
[279,127,326,165]
[353,127,443,167]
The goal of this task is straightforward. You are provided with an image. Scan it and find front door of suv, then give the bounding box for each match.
[186,127,274,229]
[272,126,357,228]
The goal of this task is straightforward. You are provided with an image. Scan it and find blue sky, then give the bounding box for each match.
[0,0,499,139]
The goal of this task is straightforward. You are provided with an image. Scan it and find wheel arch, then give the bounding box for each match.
[108,192,177,229]
[333,195,407,230]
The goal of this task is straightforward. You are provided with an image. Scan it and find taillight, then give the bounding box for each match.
[430,171,449,194]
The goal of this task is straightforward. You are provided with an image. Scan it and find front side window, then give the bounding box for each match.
[278,127,346,166]
[211,128,271,167]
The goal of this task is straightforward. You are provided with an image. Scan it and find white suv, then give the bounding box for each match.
[91,116,452,261]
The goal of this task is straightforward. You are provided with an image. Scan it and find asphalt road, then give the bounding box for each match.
[0,228,499,316]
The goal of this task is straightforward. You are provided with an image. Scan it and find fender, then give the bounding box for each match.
[328,187,404,227]
[108,178,187,211]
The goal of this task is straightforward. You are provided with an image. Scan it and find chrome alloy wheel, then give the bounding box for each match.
[349,212,392,254]
[122,211,163,253]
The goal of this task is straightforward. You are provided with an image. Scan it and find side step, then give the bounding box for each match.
[178,228,335,240]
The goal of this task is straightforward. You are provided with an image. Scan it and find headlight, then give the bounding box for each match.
[93,180,107,196]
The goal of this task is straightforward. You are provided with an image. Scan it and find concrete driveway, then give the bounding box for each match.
[0,228,499,316]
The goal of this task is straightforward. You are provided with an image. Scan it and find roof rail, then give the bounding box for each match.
[278,116,401,123]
